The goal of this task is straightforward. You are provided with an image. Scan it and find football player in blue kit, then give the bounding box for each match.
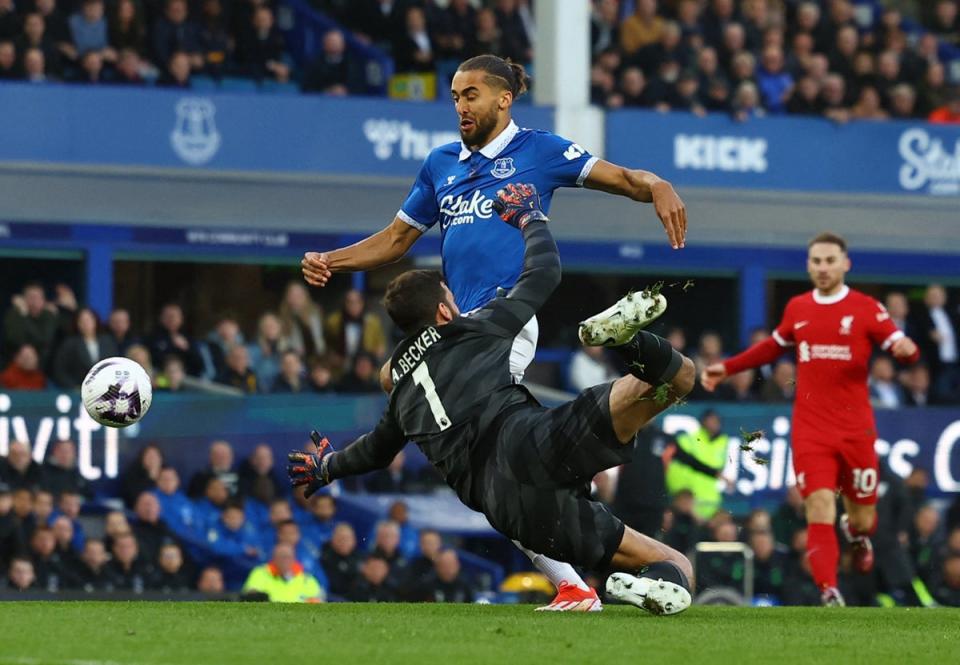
[301,54,688,611]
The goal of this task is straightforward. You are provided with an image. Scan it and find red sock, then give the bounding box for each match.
[806,523,839,590]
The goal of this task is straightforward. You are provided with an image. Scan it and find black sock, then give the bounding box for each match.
[611,331,683,385]
[638,561,690,591]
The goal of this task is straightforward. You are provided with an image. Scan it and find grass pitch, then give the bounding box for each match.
[0,602,956,665]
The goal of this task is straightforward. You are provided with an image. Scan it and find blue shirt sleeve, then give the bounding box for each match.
[535,131,599,190]
[398,157,439,232]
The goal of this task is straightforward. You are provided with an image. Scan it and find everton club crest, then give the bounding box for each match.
[170,98,221,166]
[490,157,516,178]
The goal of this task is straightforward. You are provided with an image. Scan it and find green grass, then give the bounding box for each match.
[0,603,957,665]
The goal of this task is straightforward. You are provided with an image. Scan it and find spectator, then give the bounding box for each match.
[365,450,415,494]
[435,0,476,62]
[911,504,944,586]
[67,539,110,591]
[10,488,34,547]
[51,307,119,388]
[303,29,363,95]
[151,0,202,76]
[902,363,934,407]
[666,410,728,520]
[934,555,960,606]
[912,284,959,403]
[6,558,37,591]
[187,440,237,498]
[149,542,191,592]
[616,66,652,108]
[0,441,43,492]
[929,87,960,124]
[420,549,474,603]
[104,531,151,591]
[242,543,324,602]
[73,49,107,83]
[121,443,164,508]
[0,344,46,390]
[756,45,793,114]
[157,50,191,87]
[53,491,85,551]
[321,522,359,597]
[325,289,386,363]
[103,510,131,552]
[236,5,289,82]
[298,493,336,548]
[668,68,705,114]
[196,566,224,594]
[205,500,264,562]
[336,352,381,394]
[472,8,501,57]
[29,526,66,591]
[394,6,434,74]
[238,444,284,505]
[308,355,336,393]
[197,0,230,78]
[22,47,47,82]
[147,304,204,377]
[16,13,61,79]
[697,520,744,593]
[820,73,850,123]
[403,529,442,595]
[153,466,195,538]
[731,79,765,121]
[369,520,407,573]
[247,312,290,389]
[772,485,806,550]
[41,439,86,498]
[131,491,177,564]
[727,366,758,401]
[108,0,145,55]
[3,282,59,366]
[0,0,18,41]
[271,351,308,393]
[69,0,113,61]
[32,490,55,532]
[916,61,948,118]
[279,282,326,359]
[591,0,620,56]
[155,355,188,392]
[34,0,71,62]
[347,553,398,602]
[868,356,904,409]
[125,344,154,380]
[632,20,687,78]
[749,529,789,600]
[929,0,960,48]
[760,359,796,403]
[0,38,16,78]
[620,0,664,56]
[568,345,618,392]
[612,424,671,538]
[51,513,77,562]
[493,0,532,65]
[0,482,23,571]
[275,519,328,589]
[851,85,888,121]
[107,309,136,353]
[889,83,918,119]
[347,0,403,50]
[216,344,258,394]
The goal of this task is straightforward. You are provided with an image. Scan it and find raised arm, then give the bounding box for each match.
[471,184,561,338]
[287,414,406,497]
[584,160,687,250]
[302,216,422,287]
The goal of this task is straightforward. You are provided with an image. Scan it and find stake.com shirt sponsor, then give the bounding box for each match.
[398,121,597,311]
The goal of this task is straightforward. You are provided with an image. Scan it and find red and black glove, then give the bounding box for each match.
[287,430,336,498]
[492,183,549,230]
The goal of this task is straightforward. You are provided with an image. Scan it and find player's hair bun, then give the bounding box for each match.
[506,60,530,97]
[458,54,530,98]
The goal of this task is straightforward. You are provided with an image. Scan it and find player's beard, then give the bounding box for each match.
[460,104,500,149]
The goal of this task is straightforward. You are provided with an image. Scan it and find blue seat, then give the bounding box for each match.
[259,80,301,95]
[219,77,258,93]
[190,75,218,91]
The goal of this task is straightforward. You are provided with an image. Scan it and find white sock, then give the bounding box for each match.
[512,540,590,592]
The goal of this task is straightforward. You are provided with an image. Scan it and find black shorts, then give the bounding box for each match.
[475,382,633,570]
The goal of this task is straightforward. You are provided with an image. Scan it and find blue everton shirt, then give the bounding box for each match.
[398,121,597,312]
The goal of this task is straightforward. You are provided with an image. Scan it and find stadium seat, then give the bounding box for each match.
[190,76,219,92]
[260,80,301,95]
[219,77,259,93]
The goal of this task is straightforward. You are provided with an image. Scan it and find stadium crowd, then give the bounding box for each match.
[0,0,957,123]
[0,275,959,605]
[2,279,959,404]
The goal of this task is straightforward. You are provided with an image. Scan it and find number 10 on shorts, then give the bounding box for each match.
[851,467,877,497]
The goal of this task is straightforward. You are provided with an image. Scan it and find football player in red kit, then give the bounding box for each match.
[701,233,919,606]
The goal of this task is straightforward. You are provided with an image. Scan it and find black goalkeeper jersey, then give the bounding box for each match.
[326,220,561,506]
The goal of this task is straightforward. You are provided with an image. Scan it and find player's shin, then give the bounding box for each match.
[806,522,840,591]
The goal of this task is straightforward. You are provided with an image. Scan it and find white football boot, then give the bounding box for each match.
[578,287,668,347]
[605,572,692,616]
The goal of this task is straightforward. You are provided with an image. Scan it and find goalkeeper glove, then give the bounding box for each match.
[492,183,548,229]
[287,430,336,498]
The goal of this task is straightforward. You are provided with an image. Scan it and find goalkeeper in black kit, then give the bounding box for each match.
[289,184,696,615]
